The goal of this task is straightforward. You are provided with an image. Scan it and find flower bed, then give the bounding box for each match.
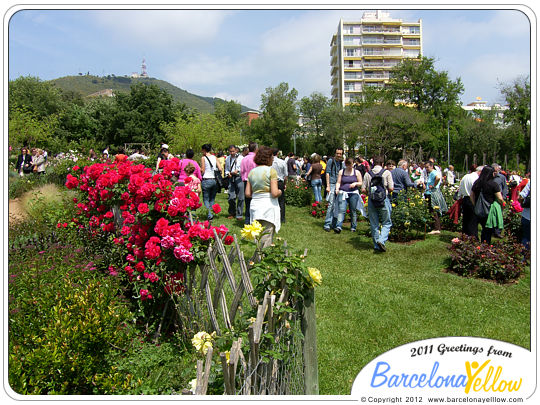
[309,200,328,218]
[389,190,431,242]
[447,235,528,283]
[65,159,230,313]
[285,178,312,207]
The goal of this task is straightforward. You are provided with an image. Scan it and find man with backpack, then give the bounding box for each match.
[361,155,394,252]
[323,148,345,232]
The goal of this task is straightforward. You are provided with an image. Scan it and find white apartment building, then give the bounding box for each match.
[330,10,422,106]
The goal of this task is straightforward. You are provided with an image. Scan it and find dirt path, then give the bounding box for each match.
[8,198,28,223]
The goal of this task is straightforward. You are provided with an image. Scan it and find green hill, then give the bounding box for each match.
[49,75,256,114]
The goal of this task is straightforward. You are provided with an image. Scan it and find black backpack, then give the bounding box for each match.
[369,169,387,208]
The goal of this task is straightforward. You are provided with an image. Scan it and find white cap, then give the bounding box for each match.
[161,144,169,150]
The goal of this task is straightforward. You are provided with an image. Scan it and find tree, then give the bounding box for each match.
[499,76,530,162]
[109,83,175,146]
[9,76,64,119]
[9,108,59,149]
[162,112,243,156]
[386,57,464,123]
[298,92,331,138]
[214,99,242,127]
[258,82,299,152]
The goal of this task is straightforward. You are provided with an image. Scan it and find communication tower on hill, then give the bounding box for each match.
[141,58,148,77]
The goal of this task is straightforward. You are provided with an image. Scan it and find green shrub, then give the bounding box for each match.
[389,189,431,241]
[447,235,529,283]
[8,244,138,394]
[285,178,312,207]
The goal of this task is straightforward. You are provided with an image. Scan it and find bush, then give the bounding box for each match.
[389,190,431,242]
[285,178,312,207]
[447,235,529,283]
[309,200,328,218]
[8,244,137,394]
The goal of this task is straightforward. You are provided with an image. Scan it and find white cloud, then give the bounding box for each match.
[162,54,255,87]
[93,10,232,48]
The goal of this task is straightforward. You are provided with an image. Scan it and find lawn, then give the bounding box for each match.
[211,192,531,395]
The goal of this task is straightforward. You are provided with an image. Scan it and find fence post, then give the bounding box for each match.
[302,287,319,395]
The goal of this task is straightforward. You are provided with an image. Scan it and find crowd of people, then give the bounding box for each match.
[17,141,530,253]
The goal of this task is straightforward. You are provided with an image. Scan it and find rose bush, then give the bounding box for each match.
[65,159,229,305]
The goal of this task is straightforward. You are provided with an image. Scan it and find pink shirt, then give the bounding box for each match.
[178,159,202,182]
[240,152,257,182]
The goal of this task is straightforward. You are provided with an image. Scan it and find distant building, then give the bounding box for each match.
[330,10,423,106]
[462,97,508,126]
[241,110,261,125]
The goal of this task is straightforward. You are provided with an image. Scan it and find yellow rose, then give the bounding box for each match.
[410,202,415,207]
[240,220,264,241]
[192,331,213,354]
[308,267,322,286]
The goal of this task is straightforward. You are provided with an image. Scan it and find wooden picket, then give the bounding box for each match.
[183,231,318,395]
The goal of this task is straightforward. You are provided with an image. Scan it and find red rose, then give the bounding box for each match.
[138,203,149,214]
[224,235,234,245]
[72,165,80,171]
[311,210,317,216]
[212,204,222,214]
[184,176,192,183]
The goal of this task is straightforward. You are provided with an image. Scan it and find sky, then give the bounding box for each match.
[6,5,533,111]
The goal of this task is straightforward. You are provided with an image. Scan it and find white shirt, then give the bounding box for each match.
[458,172,480,198]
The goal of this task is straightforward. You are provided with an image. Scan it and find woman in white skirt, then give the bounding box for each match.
[244,146,282,248]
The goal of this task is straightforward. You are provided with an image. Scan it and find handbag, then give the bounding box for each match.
[205,156,223,189]
[474,191,491,218]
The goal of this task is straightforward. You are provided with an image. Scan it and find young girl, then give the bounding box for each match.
[184,163,201,195]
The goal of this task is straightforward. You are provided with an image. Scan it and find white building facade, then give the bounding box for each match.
[330,10,423,106]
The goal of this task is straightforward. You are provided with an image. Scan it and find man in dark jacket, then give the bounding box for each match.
[391,160,417,203]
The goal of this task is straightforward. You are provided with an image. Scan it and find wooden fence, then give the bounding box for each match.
[178,231,318,395]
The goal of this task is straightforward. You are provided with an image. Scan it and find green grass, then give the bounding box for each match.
[211,192,530,395]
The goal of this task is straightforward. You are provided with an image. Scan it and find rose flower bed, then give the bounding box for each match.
[65,158,230,316]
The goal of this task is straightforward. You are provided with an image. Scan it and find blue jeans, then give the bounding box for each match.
[368,198,392,249]
[311,179,322,202]
[521,217,531,250]
[227,176,244,219]
[201,179,218,219]
[336,193,359,231]
[323,183,338,230]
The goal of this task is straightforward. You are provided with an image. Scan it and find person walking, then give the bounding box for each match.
[391,159,417,203]
[155,145,171,173]
[305,154,324,202]
[200,144,223,221]
[334,157,363,233]
[470,165,505,244]
[323,148,344,232]
[16,147,32,176]
[271,148,288,223]
[519,180,531,251]
[240,142,258,224]
[178,149,202,185]
[244,146,282,249]
[225,145,244,221]
[457,165,483,238]
[286,153,298,182]
[491,163,508,238]
[361,155,393,252]
[31,148,46,175]
[444,165,456,185]
[424,161,447,235]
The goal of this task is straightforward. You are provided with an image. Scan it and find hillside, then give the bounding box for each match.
[49,75,255,114]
